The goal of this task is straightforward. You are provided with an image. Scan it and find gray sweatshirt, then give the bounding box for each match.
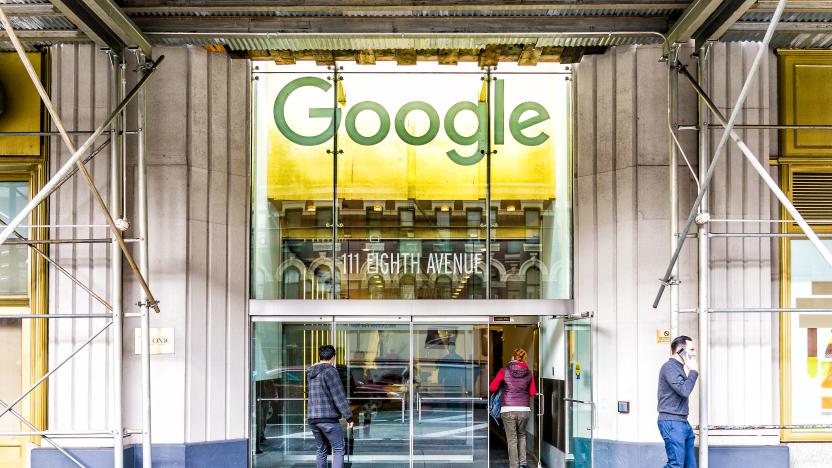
[657,358,698,421]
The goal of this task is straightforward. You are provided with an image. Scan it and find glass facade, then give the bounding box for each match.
[251,320,494,467]
[784,239,832,438]
[251,62,571,300]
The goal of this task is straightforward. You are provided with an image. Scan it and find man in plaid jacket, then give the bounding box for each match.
[307,345,354,468]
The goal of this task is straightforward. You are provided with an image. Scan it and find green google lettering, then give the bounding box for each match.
[273,76,550,166]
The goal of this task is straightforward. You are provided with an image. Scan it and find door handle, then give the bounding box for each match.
[537,393,544,417]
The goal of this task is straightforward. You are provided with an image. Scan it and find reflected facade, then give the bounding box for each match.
[251,62,571,300]
[252,321,489,467]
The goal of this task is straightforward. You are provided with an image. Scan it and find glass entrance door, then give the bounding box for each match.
[336,319,411,467]
[564,315,593,468]
[252,318,333,467]
[413,322,489,466]
[251,317,542,468]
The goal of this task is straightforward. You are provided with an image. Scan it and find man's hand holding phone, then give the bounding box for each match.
[680,350,698,373]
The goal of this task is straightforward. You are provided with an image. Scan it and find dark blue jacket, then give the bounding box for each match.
[657,358,698,421]
[306,363,353,423]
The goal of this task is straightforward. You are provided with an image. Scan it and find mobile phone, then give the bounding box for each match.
[677,349,687,359]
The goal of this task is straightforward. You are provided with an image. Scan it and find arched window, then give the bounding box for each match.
[525,266,541,299]
[468,274,484,299]
[400,274,416,300]
[283,266,300,299]
[369,274,385,300]
[490,266,504,299]
[315,265,332,299]
[436,275,452,299]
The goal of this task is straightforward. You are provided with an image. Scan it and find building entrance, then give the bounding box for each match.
[251,315,570,467]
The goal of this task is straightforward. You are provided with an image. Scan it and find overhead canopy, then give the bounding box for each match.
[3,1,832,57]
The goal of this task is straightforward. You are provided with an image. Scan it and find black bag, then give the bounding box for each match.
[344,426,355,467]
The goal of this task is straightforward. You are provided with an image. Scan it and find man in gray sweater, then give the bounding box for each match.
[307,345,354,468]
[657,335,699,468]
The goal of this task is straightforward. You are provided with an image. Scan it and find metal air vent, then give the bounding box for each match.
[792,171,832,222]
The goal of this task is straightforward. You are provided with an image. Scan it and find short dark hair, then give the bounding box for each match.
[319,344,336,361]
[670,335,692,354]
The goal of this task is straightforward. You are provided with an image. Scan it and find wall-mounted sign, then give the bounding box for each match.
[656,329,671,344]
[134,327,175,355]
[255,61,567,201]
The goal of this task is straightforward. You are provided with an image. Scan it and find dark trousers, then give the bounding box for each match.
[658,420,697,468]
[502,411,530,468]
[310,421,345,468]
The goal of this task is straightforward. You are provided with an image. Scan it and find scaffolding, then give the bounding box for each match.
[657,0,832,467]
[0,5,163,468]
[1,1,831,467]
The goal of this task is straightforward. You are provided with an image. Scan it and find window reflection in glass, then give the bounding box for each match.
[0,181,29,296]
[250,63,571,300]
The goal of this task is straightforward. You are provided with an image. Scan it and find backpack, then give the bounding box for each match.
[489,387,503,425]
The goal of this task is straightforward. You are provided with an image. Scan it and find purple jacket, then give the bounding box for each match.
[489,361,536,407]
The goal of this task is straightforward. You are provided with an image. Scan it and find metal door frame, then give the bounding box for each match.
[248,302,575,468]
[563,312,594,468]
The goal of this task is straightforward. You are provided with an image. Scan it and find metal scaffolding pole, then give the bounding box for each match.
[0,9,164,315]
[652,0,790,310]
[696,46,711,468]
[135,50,154,468]
[0,400,85,467]
[668,47,680,337]
[677,63,832,270]
[110,53,126,468]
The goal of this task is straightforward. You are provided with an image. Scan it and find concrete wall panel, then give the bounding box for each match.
[48,45,251,446]
[574,43,778,445]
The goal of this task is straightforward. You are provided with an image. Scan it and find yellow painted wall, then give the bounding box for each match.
[0,52,43,156]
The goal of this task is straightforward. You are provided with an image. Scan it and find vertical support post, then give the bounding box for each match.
[668,49,680,337]
[696,49,710,468]
[136,51,153,468]
[329,66,341,300]
[110,53,125,468]
[484,67,492,300]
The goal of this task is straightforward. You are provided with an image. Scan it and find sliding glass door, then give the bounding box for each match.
[252,318,492,467]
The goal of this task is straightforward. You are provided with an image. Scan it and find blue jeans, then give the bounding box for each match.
[310,421,345,468]
[658,420,696,468]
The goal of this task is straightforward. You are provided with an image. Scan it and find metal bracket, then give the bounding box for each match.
[660,278,681,287]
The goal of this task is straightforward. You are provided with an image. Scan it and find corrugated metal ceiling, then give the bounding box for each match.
[3,1,832,50]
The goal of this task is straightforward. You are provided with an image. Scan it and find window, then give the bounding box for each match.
[282,267,301,299]
[0,50,48,463]
[251,62,572,300]
[525,208,541,243]
[0,182,29,295]
[369,274,384,300]
[435,275,452,299]
[284,209,302,229]
[525,266,541,299]
[400,274,416,299]
[467,209,482,238]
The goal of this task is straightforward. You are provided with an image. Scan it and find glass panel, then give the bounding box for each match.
[252,321,332,467]
[0,308,24,433]
[335,62,487,300]
[336,322,410,467]
[491,64,571,299]
[786,239,832,438]
[0,181,29,295]
[251,67,336,299]
[413,323,488,465]
[565,318,592,468]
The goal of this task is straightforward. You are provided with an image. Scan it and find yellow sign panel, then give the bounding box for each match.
[255,62,567,201]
